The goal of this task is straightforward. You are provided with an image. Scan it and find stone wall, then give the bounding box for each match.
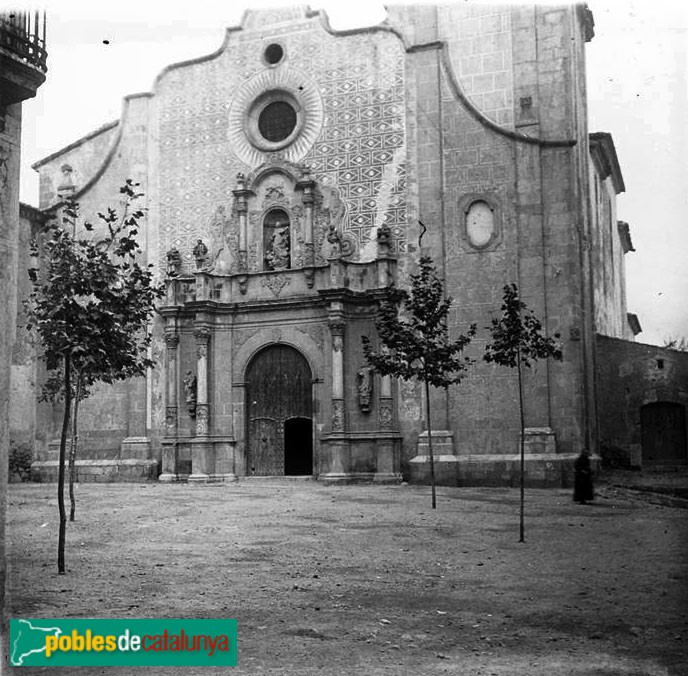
[29,5,615,483]
[392,4,594,461]
[10,205,43,449]
[2,15,48,665]
[596,334,688,467]
[1,99,23,653]
[153,11,407,273]
[589,153,632,340]
[34,122,119,208]
[32,94,160,461]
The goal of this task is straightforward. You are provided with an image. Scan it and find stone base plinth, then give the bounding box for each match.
[319,471,376,484]
[214,473,238,483]
[188,473,211,483]
[372,472,402,484]
[45,439,119,462]
[416,430,455,455]
[319,432,402,483]
[241,475,315,483]
[522,427,557,455]
[159,472,238,484]
[120,437,151,460]
[410,431,460,485]
[409,453,598,488]
[158,472,179,483]
[409,455,461,486]
[31,459,158,483]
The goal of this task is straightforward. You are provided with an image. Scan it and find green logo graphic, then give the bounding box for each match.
[10,618,237,667]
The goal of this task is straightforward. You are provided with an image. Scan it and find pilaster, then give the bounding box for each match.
[320,307,350,480]
[296,167,316,288]
[233,172,252,294]
[159,330,180,482]
[189,325,212,482]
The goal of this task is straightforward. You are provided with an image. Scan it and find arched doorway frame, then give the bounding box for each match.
[245,344,312,475]
[232,329,323,476]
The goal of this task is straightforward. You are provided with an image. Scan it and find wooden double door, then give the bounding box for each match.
[246,345,313,476]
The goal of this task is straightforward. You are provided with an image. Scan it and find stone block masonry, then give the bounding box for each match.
[596,335,688,468]
[24,5,632,487]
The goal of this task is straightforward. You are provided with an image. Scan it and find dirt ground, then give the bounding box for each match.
[5,476,688,676]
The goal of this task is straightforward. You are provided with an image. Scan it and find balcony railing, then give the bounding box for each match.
[0,11,47,72]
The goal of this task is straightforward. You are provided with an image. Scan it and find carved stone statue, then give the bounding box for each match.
[326,224,342,259]
[166,248,181,276]
[377,223,392,255]
[183,370,197,418]
[192,239,209,270]
[357,366,374,413]
[266,224,290,270]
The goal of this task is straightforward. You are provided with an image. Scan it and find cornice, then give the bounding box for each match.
[590,132,626,194]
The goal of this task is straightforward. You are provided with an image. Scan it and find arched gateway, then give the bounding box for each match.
[246,344,313,476]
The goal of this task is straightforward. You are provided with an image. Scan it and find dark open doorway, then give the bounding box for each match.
[284,417,313,475]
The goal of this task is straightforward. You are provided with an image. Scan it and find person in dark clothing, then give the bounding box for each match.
[573,449,594,504]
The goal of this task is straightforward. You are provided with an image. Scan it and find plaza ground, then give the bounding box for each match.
[5,475,688,675]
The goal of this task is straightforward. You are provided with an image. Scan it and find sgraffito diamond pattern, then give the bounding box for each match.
[156,17,407,272]
[306,34,407,256]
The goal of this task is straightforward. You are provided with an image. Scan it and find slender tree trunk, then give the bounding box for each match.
[69,377,81,522]
[424,378,436,510]
[58,354,71,574]
[517,355,525,543]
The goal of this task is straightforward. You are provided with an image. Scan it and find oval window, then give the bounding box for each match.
[264,43,284,65]
[466,200,494,248]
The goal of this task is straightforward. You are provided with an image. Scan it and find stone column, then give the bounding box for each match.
[296,168,316,287]
[159,330,180,482]
[233,173,251,294]
[329,315,346,433]
[321,309,350,480]
[194,327,211,435]
[190,326,212,482]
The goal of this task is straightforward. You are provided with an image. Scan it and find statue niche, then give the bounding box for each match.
[263,208,291,270]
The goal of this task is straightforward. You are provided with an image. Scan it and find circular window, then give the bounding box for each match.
[228,66,324,165]
[264,43,284,65]
[245,89,303,152]
[258,101,297,143]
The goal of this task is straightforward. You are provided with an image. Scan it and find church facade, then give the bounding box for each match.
[26,4,657,484]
